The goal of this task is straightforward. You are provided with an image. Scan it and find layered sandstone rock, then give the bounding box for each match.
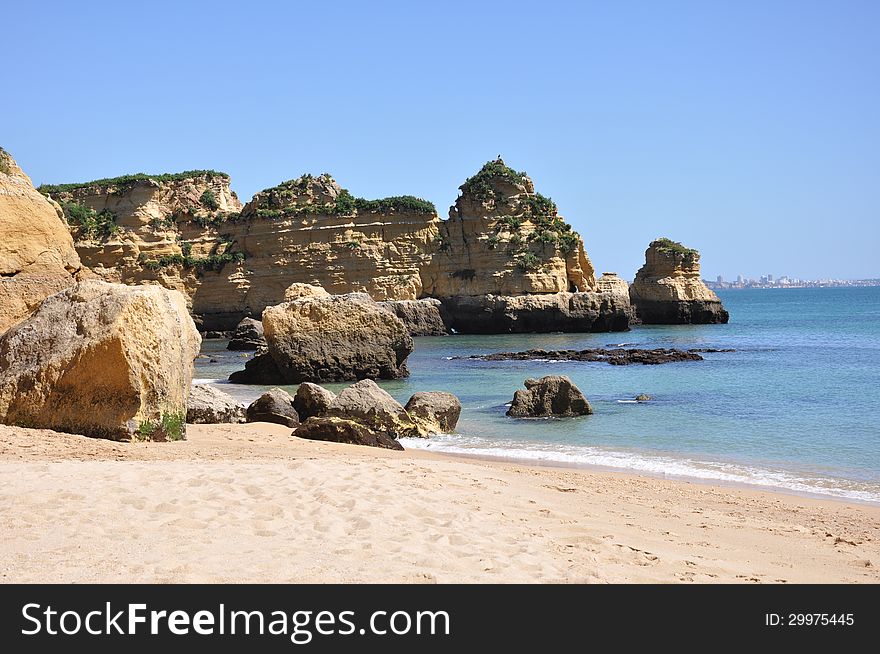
[0,147,81,332]
[629,239,729,324]
[259,293,413,384]
[404,392,461,434]
[186,384,246,424]
[422,159,595,297]
[45,171,441,330]
[0,281,200,440]
[440,292,631,333]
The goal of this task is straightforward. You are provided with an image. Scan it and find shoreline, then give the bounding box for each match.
[1,423,878,583]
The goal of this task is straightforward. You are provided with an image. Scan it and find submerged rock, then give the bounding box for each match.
[0,281,200,440]
[293,417,403,451]
[460,348,706,365]
[245,388,300,427]
[404,392,462,434]
[293,382,337,421]
[187,384,246,424]
[227,317,266,351]
[507,376,592,418]
[629,238,729,324]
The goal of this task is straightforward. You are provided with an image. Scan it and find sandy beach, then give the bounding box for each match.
[0,423,877,584]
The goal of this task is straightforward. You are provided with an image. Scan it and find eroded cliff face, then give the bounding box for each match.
[422,159,596,297]
[46,172,440,329]
[629,238,729,324]
[0,147,81,333]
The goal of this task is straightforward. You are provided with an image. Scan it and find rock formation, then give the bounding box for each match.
[187,384,246,424]
[325,380,419,438]
[292,382,337,421]
[42,158,636,334]
[0,147,82,333]
[0,281,200,440]
[294,417,404,451]
[227,317,265,351]
[44,172,440,330]
[462,347,708,365]
[629,238,729,324]
[506,376,593,418]
[245,388,300,427]
[404,392,461,433]
[378,298,449,336]
[258,293,413,384]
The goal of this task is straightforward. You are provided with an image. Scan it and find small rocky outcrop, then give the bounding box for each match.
[293,417,404,451]
[292,382,337,421]
[258,293,413,384]
[461,348,707,365]
[227,317,266,351]
[0,281,200,440]
[187,384,246,424]
[634,394,651,402]
[0,147,82,333]
[506,376,592,418]
[378,298,449,336]
[245,388,300,427]
[629,238,729,324]
[404,392,462,433]
[325,380,417,438]
[439,292,631,334]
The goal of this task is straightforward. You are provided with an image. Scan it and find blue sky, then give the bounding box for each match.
[3,0,878,280]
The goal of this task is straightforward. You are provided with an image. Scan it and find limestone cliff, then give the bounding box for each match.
[45,172,440,330]
[423,159,596,296]
[0,147,81,333]
[629,238,729,324]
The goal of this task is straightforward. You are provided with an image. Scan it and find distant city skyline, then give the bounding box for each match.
[3,0,878,281]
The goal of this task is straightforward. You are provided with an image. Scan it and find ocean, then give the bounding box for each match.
[195,287,880,504]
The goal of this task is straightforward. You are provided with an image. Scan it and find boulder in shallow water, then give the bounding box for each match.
[404,391,462,434]
[187,385,246,424]
[635,393,651,402]
[293,382,337,421]
[227,317,266,351]
[228,350,286,384]
[506,375,592,418]
[246,388,300,427]
[261,293,413,384]
[293,417,403,451]
[0,280,200,440]
[378,299,449,336]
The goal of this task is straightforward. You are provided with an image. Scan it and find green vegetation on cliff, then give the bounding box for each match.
[652,237,698,263]
[142,248,246,273]
[39,170,230,195]
[0,147,11,175]
[61,201,120,240]
[460,159,529,200]
[200,189,219,210]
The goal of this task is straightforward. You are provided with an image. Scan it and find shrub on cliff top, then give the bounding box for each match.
[38,170,230,195]
[652,237,698,263]
[61,201,120,241]
[460,158,528,200]
[0,147,11,175]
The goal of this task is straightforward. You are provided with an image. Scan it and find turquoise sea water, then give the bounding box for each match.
[196,287,880,504]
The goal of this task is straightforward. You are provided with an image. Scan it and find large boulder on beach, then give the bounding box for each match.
[404,392,461,433]
[293,417,403,451]
[506,376,592,418]
[283,282,330,302]
[0,280,200,440]
[293,382,337,421]
[186,385,246,424]
[226,318,266,351]
[245,388,300,427]
[326,379,418,437]
[260,293,413,384]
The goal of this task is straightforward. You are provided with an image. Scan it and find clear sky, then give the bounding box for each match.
[3,0,878,280]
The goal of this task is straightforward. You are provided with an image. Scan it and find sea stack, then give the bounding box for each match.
[0,147,82,333]
[629,238,729,324]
